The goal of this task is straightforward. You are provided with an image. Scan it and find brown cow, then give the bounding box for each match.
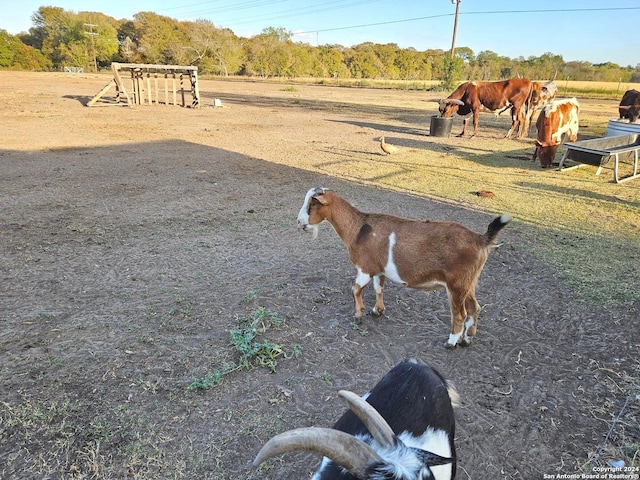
[433,79,534,138]
[618,89,640,123]
[533,98,580,168]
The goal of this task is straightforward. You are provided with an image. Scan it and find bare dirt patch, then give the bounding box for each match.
[0,72,638,479]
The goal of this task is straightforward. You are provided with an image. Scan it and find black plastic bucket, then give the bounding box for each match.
[430,115,453,137]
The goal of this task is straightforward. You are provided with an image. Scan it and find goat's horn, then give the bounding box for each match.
[338,390,396,448]
[253,426,382,478]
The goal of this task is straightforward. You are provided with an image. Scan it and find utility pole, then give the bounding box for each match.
[450,0,461,59]
[84,23,98,72]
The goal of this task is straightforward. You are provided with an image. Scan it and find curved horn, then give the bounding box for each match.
[446,99,465,106]
[428,98,443,103]
[253,426,382,478]
[338,390,396,448]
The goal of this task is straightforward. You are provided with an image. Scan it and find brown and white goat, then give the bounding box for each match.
[297,188,511,348]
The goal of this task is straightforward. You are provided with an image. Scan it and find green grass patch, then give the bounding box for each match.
[187,307,302,391]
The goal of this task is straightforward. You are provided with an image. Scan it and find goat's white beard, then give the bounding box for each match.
[308,224,319,240]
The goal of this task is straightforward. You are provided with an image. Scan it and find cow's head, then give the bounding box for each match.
[430,98,465,117]
[619,105,640,123]
[534,140,560,168]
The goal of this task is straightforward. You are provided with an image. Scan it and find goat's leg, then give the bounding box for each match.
[444,289,467,349]
[352,269,372,321]
[460,295,481,346]
[371,274,385,316]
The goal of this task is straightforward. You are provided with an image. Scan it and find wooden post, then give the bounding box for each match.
[180,73,186,107]
[154,72,159,105]
[164,73,169,106]
[146,71,152,105]
[131,70,137,104]
[190,71,200,108]
[172,73,177,106]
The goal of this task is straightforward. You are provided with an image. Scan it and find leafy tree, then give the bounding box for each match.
[0,30,13,66]
[1,29,51,70]
[28,7,75,66]
[394,47,420,80]
[185,20,243,75]
[243,27,296,77]
[440,55,463,90]
[317,45,349,78]
[22,7,117,70]
[345,43,383,78]
[133,12,188,64]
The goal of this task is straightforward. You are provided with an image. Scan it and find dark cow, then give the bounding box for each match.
[533,98,580,168]
[618,89,640,123]
[432,78,534,138]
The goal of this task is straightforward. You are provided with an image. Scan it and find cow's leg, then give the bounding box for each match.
[505,107,518,138]
[471,110,480,138]
[516,105,528,139]
[457,117,468,137]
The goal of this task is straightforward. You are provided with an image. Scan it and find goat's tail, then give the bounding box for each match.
[446,379,461,408]
[484,214,512,245]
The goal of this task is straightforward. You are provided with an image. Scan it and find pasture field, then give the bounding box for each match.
[0,71,638,479]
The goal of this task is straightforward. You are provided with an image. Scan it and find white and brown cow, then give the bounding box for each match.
[532,98,580,168]
[522,80,558,136]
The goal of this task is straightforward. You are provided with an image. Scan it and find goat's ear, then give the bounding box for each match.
[311,192,328,205]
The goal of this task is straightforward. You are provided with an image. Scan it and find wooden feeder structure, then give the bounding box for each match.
[88,62,199,108]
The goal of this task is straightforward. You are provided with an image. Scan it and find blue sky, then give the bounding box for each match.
[1,0,638,67]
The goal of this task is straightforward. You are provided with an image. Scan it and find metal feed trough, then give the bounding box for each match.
[558,133,640,183]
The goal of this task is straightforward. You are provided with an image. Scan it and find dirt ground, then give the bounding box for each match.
[1,72,638,480]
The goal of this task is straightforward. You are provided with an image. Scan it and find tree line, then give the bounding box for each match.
[1,6,639,86]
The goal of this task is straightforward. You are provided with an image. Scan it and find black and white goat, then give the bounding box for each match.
[254,359,458,480]
[297,188,511,348]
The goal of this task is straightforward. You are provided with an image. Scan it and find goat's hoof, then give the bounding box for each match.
[371,308,384,317]
[444,341,458,350]
[459,338,473,347]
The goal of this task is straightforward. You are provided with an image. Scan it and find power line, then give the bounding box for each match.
[291,6,640,37]
[168,0,381,24]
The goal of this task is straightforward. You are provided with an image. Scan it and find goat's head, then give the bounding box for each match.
[253,390,454,480]
[297,187,330,239]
